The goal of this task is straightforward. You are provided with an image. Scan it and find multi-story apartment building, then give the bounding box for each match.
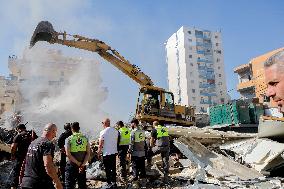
[165,26,228,113]
[234,47,284,105]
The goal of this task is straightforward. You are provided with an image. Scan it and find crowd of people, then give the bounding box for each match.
[98,118,170,188]
[9,118,170,189]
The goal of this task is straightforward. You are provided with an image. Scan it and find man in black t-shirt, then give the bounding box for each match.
[10,124,32,189]
[21,123,63,189]
[57,123,72,182]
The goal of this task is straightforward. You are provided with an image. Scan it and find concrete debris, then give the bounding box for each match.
[258,117,284,138]
[0,140,11,153]
[169,126,255,145]
[86,161,106,180]
[174,136,263,181]
[0,160,14,189]
[0,127,16,144]
[220,138,284,172]
[1,124,284,188]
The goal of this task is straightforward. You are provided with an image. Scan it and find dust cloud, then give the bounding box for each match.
[17,46,108,138]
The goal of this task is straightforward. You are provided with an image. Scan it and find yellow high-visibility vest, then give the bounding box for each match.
[134,130,146,142]
[119,127,131,145]
[155,125,169,138]
[70,132,88,153]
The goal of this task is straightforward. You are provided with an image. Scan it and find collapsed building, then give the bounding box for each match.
[2,123,284,189]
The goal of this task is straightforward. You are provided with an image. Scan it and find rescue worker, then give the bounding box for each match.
[143,125,152,170]
[65,122,90,189]
[57,123,72,183]
[21,123,62,189]
[117,121,130,181]
[129,119,147,188]
[10,124,32,189]
[97,118,118,189]
[150,121,170,183]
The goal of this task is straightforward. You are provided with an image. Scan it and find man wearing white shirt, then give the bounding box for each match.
[97,118,118,188]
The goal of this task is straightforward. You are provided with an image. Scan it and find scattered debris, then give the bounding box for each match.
[0,125,284,188]
[173,137,263,181]
[220,138,284,173]
[86,161,106,180]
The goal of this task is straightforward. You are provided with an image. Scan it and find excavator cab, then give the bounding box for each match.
[136,86,177,123]
[137,87,161,116]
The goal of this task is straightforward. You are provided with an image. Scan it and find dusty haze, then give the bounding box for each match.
[16,46,109,138]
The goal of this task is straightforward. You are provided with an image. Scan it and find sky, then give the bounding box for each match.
[0,0,284,123]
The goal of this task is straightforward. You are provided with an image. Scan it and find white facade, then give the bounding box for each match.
[165,26,228,113]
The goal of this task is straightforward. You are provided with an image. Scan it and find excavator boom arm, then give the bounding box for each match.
[30,21,154,86]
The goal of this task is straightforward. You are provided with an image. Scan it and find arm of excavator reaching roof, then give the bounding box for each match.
[30,21,154,87]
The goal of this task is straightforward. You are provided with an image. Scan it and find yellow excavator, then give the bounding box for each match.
[30,21,195,126]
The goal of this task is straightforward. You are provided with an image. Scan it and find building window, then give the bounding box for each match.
[188,38,192,42]
[219,74,222,77]
[218,66,220,69]
[192,89,195,93]
[190,63,193,66]
[189,55,192,58]
[221,98,224,103]
[190,72,193,76]
[188,31,191,34]
[216,58,220,62]
[192,97,196,101]
[61,71,64,76]
[189,46,193,50]
[215,35,218,39]
[216,43,219,46]
[218,82,222,86]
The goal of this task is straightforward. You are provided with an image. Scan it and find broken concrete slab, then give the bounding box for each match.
[220,138,284,172]
[258,116,284,138]
[174,136,263,180]
[169,126,255,145]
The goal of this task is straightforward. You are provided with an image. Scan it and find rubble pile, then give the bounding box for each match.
[1,125,284,188]
[0,161,14,189]
[0,127,16,145]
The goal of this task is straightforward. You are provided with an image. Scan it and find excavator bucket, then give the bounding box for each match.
[30,21,55,48]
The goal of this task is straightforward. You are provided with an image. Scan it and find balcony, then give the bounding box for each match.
[237,80,254,91]
[234,63,251,73]
[198,66,206,70]
[200,92,217,96]
[195,34,203,38]
[199,73,215,80]
[199,83,216,88]
[197,50,205,54]
[196,42,203,46]
[197,58,206,62]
